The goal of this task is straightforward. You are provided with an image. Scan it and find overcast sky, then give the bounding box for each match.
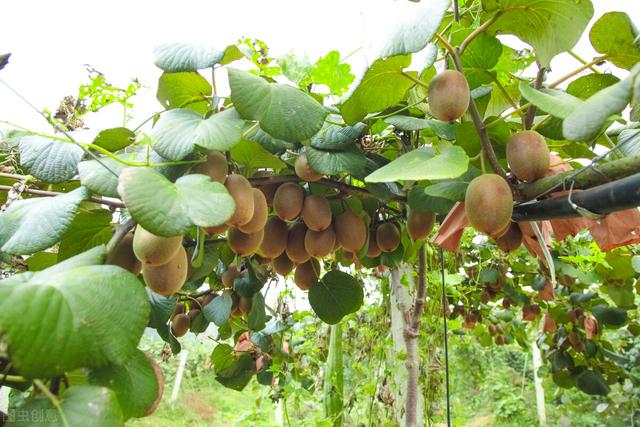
[0,0,638,134]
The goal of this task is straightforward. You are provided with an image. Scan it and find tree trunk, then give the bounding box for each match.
[324,322,344,426]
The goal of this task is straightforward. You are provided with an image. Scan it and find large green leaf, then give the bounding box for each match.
[482,0,594,66]
[453,29,503,88]
[153,43,226,72]
[340,55,416,125]
[365,144,469,182]
[78,157,126,198]
[157,72,212,114]
[93,127,135,152]
[384,116,456,140]
[228,68,327,142]
[590,12,640,70]
[306,145,368,176]
[566,73,620,100]
[117,167,236,237]
[203,290,233,326]
[592,304,627,326]
[152,108,243,161]
[310,122,366,150]
[309,51,355,96]
[518,82,582,119]
[245,127,296,155]
[248,292,266,331]
[0,187,90,255]
[230,139,285,170]
[576,370,610,396]
[0,251,148,378]
[19,135,84,183]
[309,270,364,324]
[89,350,161,420]
[58,208,113,261]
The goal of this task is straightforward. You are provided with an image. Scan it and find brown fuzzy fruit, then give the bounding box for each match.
[376,223,401,252]
[228,227,264,257]
[464,174,513,238]
[272,253,294,276]
[142,246,189,296]
[286,223,310,264]
[366,232,381,258]
[203,223,228,236]
[187,308,201,321]
[107,232,142,275]
[171,303,186,320]
[407,210,436,240]
[495,223,523,252]
[239,189,268,234]
[301,195,332,231]
[428,70,470,122]
[334,211,367,252]
[133,226,183,267]
[192,150,227,183]
[506,131,550,182]
[304,226,336,258]
[238,297,252,315]
[294,153,322,182]
[259,216,288,259]
[197,293,216,308]
[225,174,255,227]
[171,313,190,337]
[144,355,165,416]
[294,258,321,290]
[222,265,243,288]
[273,182,304,221]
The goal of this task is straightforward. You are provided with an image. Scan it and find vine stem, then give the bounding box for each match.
[34,379,70,427]
[0,185,126,208]
[523,65,546,130]
[106,218,136,253]
[459,12,502,54]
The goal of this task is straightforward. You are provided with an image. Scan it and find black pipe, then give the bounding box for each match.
[513,172,640,222]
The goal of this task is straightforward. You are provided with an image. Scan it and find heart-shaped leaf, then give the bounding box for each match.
[576,370,610,396]
[93,127,135,152]
[306,145,368,176]
[245,127,296,155]
[309,270,364,324]
[78,157,126,198]
[228,68,327,142]
[152,108,244,161]
[230,139,285,170]
[157,72,212,114]
[248,292,266,332]
[519,82,582,119]
[310,122,366,150]
[384,116,456,140]
[19,135,84,183]
[154,43,226,72]
[590,12,640,70]
[117,167,235,237]
[0,187,90,255]
[204,291,233,326]
[58,208,113,261]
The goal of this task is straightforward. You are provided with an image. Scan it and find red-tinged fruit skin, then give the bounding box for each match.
[428,70,470,122]
[506,130,550,182]
[464,174,513,238]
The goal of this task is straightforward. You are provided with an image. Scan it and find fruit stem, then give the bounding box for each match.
[106,218,136,253]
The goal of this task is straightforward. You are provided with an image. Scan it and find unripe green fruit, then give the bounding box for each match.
[106,232,142,275]
[142,246,189,296]
[133,226,183,267]
[273,182,304,221]
[225,174,255,227]
[407,210,436,241]
[334,211,366,252]
[376,223,401,252]
[192,150,227,183]
[428,70,470,122]
[301,195,332,231]
[464,174,513,238]
[295,153,322,182]
[506,130,550,182]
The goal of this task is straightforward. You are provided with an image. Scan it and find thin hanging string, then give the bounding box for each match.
[440,247,451,427]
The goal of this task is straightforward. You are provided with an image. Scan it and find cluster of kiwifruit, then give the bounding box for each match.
[169,292,214,337]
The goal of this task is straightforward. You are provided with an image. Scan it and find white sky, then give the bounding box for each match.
[0,0,638,134]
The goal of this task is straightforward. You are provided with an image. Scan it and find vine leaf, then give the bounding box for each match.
[310,122,366,150]
[228,68,327,142]
[19,135,84,183]
[365,144,469,183]
[0,248,149,378]
[88,350,162,420]
[12,385,124,427]
[518,82,582,119]
[384,116,456,140]
[306,145,368,176]
[156,72,212,115]
[117,167,236,237]
[230,139,285,170]
[482,0,594,67]
[152,108,244,161]
[0,187,90,255]
[248,292,266,332]
[58,208,113,261]
[78,157,126,198]
[590,12,640,70]
[146,289,181,354]
[93,127,135,152]
[204,290,233,326]
[576,370,610,396]
[309,270,364,324]
[154,43,228,72]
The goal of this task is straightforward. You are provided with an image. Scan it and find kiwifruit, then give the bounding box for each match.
[334,211,367,252]
[301,195,332,231]
[225,174,255,227]
[239,189,268,234]
[304,226,336,258]
[376,223,401,252]
[204,223,228,236]
[366,232,381,258]
[230,291,241,318]
[428,70,470,122]
[144,354,165,416]
[171,303,186,320]
[272,253,294,276]
[286,222,310,264]
[495,222,523,252]
[222,265,243,288]
[294,153,322,182]
[197,293,216,308]
[506,130,550,182]
[238,297,252,315]
[192,150,227,183]
[407,210,436,240]
[228,227,264,257]
[171,313,190,337]
[464,174,513,238]
[259,216,288,258]
[253,171,280,206]
[187,308,201,321]
[133,226,183,267]
[107,232,142,275]
[294,258,321,290]
[273,182,304,221]
[142,246,189,296]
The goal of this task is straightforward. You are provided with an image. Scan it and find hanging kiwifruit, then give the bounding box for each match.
[286,222,310,264]
[228,227,264,257]
[294,258,321,290]
[272,253,294,276]
[222,265,243,288]
[366,232,381,258]
[334,211,366,252]
[304,226,336,258]
[294,153,322,182]
[225,174,255,227]
[133,226,183,267]
[171,313,190,337]
[273,182,304,221]
[238,297,252,315]
[495,222,523,252]
[464,174,513,238]
[239,189,268,234]
[407,210,436,241]
[301,195,332,231]
[192,150,228,183]
[506,130,550,182]
[428,70,470,122]
[253,171,280,206]
[171,303,186,320]
[107,232,142,275]
[204,223,228,236]
[259,216,288,259]
[142,246,189,296]
[376,223,401,252]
